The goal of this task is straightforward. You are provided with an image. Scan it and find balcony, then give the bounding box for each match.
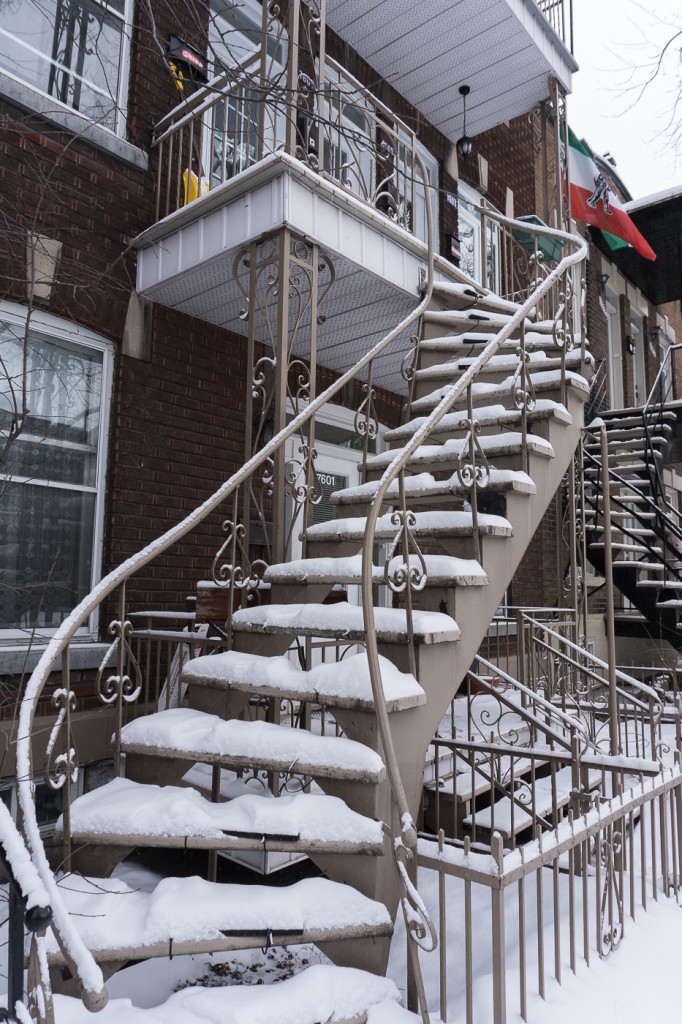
[134,0,576,385]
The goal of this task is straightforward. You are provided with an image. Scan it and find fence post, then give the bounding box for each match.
[491,833,507,1024]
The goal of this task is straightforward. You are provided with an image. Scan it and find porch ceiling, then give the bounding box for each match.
[134,156,456,395]
[326,0,577,139]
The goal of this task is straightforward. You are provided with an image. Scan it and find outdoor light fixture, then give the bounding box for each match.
[456,85,473,161]
[598,273,609,288]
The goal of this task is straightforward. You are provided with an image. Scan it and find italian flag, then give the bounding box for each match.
[567,127,656,261]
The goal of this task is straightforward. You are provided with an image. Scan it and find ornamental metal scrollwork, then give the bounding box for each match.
[285,443,323,507]
[599,827,624,957]
[395,842,437,952]
[457,418,490,489]
[355,381,378,441]
[212,519,266,591]
[511,346,537,412]
[384,509,428,594]
[44,688,78,791]
[400,334,420,384]
[96,619,142,707]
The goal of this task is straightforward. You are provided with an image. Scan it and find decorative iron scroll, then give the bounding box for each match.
[599,826,624,957]
[457,417,490,489]
[96,619,142,707]
[44,688,78,791]
[511,346,537,412]
[384,509,428,594]
[212,518,267,591]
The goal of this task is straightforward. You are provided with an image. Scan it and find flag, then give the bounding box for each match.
[567,127,656,261]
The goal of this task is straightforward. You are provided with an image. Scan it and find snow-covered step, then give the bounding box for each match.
[53,964,404,1024]
[59,778,385,854]
[231,602,461,644]
[584,435,668,453]
[463,768,601,840]
[423,308,551,335]
[419,330,562,356]
[386,400,571,443]
[45,875,393,965]
[414,348,586,385]
[430,280,525,315]
[304,509,512,544]
[330,468,535,509]
[265,553,488,587]
[120,708,386,782]
[364,432,554,473]
[612,560,666,573]
[410,368,590,414]
[182,650,426,712]
[655,598,682,609]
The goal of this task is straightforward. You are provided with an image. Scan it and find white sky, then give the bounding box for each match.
[569,0,681,201]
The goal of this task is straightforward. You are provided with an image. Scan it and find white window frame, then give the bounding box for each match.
[457,181,500,291]
[0,300,113,640]
[0,0,133,138]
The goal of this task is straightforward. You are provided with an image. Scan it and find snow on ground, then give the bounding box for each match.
[3,834,682,1023]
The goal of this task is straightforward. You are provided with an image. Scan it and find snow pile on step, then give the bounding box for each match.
[45,876,391,957]
[265,552,487,584]
[61,778,383,845]
[183,650,424,704]
[305,509,511,540]
[53,965,403,1024]
[121,708,384,776]
[332,468,535,502]
[231,602,459,640]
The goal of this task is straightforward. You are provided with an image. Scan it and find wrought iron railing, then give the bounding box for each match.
[537,0,574,51]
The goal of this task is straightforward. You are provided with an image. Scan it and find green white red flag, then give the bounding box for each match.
[567,127,656,261]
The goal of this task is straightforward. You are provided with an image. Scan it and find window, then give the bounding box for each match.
[206,0,288,185]
[0,304,112,635]
[0,0,132,135]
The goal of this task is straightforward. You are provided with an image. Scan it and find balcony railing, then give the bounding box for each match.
[538,0,574,52]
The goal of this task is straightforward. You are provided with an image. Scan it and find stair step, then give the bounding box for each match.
[369,432,554,471]
[464,767,601,839]
[386,399,571,443]
[612,560,666,573]
[424,309,555,335]
[60,778,384,853]
[305,509,512,543]
[182,650,425,712]
[584,436,668,453]
[265,553,488,587]
[410,369,589,414]
[430,281,526,316]
[120,708,386,782]
[414,349,585,383]
[331,468,535,509]
[637,579,682,589]
[232,602,461,644]
[595,407,678,425]
[419,331,561,354]
[45,875,392,965]
[656,599,682,608]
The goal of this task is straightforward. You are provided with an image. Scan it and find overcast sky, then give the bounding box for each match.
[569,0,680,201]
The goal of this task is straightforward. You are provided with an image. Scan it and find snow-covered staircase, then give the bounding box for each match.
[17,219,589,1021]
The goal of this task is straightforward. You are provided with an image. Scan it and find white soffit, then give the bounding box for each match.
[326,0,577,139]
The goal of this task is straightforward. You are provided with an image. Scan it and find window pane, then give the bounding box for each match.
[0,0,124,130]
[0,483,96,629]
[1,325,102,486]
[0,321,104,632]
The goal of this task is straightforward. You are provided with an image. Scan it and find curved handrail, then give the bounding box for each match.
[16,157,437,1007]
[361,213,588,852]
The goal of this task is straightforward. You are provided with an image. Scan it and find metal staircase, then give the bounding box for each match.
[14,204,589,1022]
[583,347,682,648]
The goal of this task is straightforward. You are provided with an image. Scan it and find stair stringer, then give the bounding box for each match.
[309,383,588,975]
